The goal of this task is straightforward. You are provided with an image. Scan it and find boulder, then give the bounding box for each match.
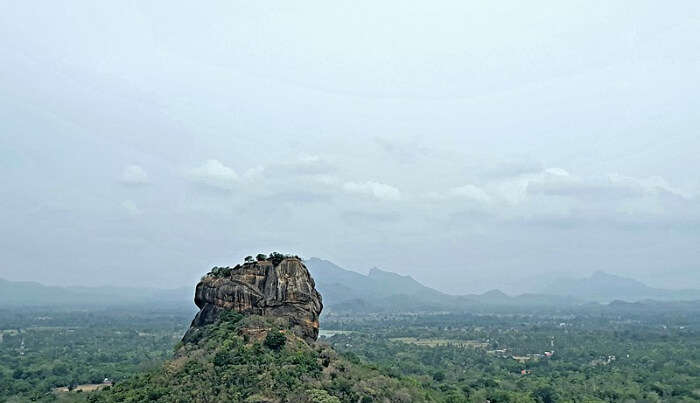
[183,257,323,343]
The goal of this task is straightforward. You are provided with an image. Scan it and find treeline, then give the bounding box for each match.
[208,252,303,278]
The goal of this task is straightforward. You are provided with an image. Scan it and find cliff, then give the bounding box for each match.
[183,256,323,343]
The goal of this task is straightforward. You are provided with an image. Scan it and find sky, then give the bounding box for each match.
[1,1,699,294]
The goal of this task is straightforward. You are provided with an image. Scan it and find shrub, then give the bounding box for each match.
[307,389,341,403]
[264,331,287,351]
[209,267,232,278]
[218,311,243,324]
[268,252,287,267]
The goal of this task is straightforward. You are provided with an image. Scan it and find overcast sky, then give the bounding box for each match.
[1,1,699,294]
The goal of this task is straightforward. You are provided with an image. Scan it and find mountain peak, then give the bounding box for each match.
[368,266,409,278]
[591,271,622,280]
[304,259,450,312]
[482,289,509,298]
[541,270,700,302]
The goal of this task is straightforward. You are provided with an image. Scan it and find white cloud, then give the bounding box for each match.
[275,154,336,175]
[449,184,492,203]
[543,167,571,177]
[526,170,693,201]
[480,159,544,179]
[119,164,149,185]
[608,174,692,199]
[426,184,492,204]
[188,159,240,190]
[424,168,696,230]
[343,181,401,201]
[311,174,340,186]
[242,165,265,182]
[121,200,142,215]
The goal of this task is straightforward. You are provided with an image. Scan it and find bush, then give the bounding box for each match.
[264,331,287,351]
[209,267,232,278]
[307,389,341,403]
[218,311,243,324]
[268,252,287,266]
[533,386,558,403]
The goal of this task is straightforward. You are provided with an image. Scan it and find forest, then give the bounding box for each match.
[1,303,698,402]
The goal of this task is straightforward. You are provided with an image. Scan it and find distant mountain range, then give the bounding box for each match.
[305,258,578,312]
[0,278,193,308]
[539,271,700,302]
[305,258,455,312]
[305,258,700,312]
[2,260,697,311]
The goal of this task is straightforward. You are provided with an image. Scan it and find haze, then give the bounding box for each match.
[1,1,699,294]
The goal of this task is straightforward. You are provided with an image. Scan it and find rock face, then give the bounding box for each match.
[183,257,323,343]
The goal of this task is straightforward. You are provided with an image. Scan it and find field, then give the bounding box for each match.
[390,337,488,348]
[54,383,112,393]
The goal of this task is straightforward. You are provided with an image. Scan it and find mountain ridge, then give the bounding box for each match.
[2,261,698,310]
[541,270,700,302]
[0,277,192,308]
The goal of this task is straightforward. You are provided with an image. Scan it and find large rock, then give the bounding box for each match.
[183,257,323,343]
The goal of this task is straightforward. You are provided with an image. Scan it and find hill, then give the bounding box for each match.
[541,271,700,302]
[5,261,694,313]
[305,258,576,312]
[93,313,433,402]
[88,254,436,402]
[0,278,192,308]
[305,258,459,312]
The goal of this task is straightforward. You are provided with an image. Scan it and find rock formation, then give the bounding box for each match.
[183,256,323,343]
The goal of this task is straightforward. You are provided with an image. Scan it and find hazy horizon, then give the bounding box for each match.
[2,1,699,294]
[3,256,697,298]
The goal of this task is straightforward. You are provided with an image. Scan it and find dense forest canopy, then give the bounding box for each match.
[1,301,698,402]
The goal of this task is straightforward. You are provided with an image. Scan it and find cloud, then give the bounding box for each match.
[187,159,240,190]
[424,169,569,205]
[526,171,693,201]
[436,184,492,204]
[119,165,149,185]
[374,137,431,164]
[241,165,265,182]
[426,168,698,232]
[121,200,142,215]
[273,154,336,176]
[310,174,340,186]
[450,185,492,203]
[292,155,335,174]
[342,181,401,201]
[427,168,694,207]
[341,210,401,223]
[479,159,544,179]
[263,190,333,204]
[608,174,692,200]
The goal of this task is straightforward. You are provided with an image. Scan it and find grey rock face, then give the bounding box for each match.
[183,258,323,343]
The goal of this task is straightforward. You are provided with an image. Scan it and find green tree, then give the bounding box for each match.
[264,331,287,351]
[533,386,558,403]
